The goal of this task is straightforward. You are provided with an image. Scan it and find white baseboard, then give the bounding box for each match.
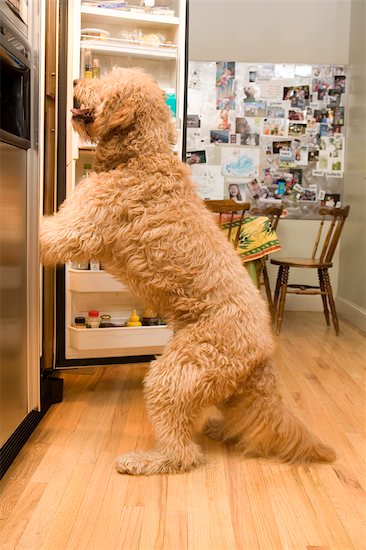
[336,296,366,333]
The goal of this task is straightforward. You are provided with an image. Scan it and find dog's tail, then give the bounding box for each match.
[221,361,336,464]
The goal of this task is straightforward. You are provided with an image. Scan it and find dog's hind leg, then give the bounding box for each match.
[219,361,336,464]
[116,341,237,475]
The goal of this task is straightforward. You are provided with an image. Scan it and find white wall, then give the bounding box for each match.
[336,0,366,332]
[189,0,350,64]
[188,0,354,312]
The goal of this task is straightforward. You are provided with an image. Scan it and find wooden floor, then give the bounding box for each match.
[0,312,365,550]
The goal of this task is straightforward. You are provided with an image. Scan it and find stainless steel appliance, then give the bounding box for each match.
[0,11,31,447]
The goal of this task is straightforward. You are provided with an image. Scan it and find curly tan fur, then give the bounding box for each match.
[40,68,335,475]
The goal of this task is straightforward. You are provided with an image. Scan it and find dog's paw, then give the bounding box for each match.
[203,418,225,441]
[115,449,203,475]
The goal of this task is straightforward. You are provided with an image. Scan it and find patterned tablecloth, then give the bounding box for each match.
[220,215,281,262]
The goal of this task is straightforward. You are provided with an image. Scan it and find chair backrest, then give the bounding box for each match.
[204,199,251,249]
[249,205,283,231]
[312,205,350,262]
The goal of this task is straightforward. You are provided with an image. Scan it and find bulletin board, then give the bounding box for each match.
[185,61,348,219]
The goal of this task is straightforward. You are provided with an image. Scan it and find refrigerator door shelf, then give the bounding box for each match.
[80,40,178,61]
[80,6,180,29]
[68,268,127,293]
[69,324,172,352]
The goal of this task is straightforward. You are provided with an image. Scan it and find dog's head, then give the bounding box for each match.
[71,67,176,147]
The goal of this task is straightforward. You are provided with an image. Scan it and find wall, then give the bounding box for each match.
[188,0,352,312]
[336,0,366,332]
[189,0,350,64]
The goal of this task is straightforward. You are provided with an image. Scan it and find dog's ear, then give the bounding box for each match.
[93,94,135,136]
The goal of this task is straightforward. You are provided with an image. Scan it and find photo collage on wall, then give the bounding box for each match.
[185,61,348,218]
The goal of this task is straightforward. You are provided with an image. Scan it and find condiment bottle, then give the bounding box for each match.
[92,58,100,79]
[142,308,158,326]
[126,309,142,327]
[100,314,112,328]
[87,310,101,328]
[74,316,86,329]
[84,64,92,79]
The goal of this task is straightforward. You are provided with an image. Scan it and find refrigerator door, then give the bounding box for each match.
[0,142,28,446]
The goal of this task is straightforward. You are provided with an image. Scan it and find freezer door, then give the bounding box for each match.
[0,142,28,446]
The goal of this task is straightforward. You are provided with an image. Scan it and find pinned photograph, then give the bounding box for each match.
[262,118,287,137]
[319,124,330,137]
[314,109,329,123]
[288,122,307,137]
[244,101,267,117]
[216,61,235,110]
[235,117,261,146]
[288,109,305,121]
[249,69,257,82]
[221,147,260,178]
[186,150,207,165]
[298,188,317,202]
[210,130,229,144]
[334,75,346,93]
[289,168,303,187]
[264,143,273,155]
[334,65,346,76]
[246,178,262,199]
[229,133,241,144]
[320,193,341,207]
[331,106,345,126]
[308,149,319,162]
[292,140,308,165]
[227,182,247,202]
[272,140,292,155]
[259,186,283,202]
[243,85,260,103]
[267,102,286,118]
[283,85,310,102]
[186,114,201,128]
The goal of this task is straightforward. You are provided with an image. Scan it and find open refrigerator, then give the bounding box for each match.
[54,0,188,368]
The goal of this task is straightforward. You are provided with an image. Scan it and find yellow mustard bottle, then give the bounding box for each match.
[126,309,142,327]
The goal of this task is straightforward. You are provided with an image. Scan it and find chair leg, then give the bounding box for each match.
[255,259,262,291]
[262,260,275,321]
[318,268,330,326]
[273,265,283,316]
[323,268,340,335]
[275,266,289,335]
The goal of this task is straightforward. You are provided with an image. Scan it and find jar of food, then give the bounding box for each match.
[87,310,100,328]
[74,316,86,329]
[100,314,112,328]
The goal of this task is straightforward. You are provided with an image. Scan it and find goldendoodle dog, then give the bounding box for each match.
[40,68,335,475]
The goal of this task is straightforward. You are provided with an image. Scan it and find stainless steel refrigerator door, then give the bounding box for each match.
[0,142,28,446]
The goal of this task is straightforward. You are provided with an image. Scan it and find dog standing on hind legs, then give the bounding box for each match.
[40,68,335,474]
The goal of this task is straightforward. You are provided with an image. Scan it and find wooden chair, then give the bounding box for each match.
[204,199,251,250]
[250,205,283,320]
[270,205,350,335]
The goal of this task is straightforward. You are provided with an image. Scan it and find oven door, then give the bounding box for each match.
[0,13,30,149]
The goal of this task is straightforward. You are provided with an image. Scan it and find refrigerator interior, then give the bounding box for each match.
[56,0,187,365]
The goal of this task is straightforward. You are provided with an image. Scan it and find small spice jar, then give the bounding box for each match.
[87,310,100,328]
[74,316,86,329]
[100,314,112,328]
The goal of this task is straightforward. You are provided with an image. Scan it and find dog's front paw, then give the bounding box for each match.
[203,418,225,441]
[116,448,204,475]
